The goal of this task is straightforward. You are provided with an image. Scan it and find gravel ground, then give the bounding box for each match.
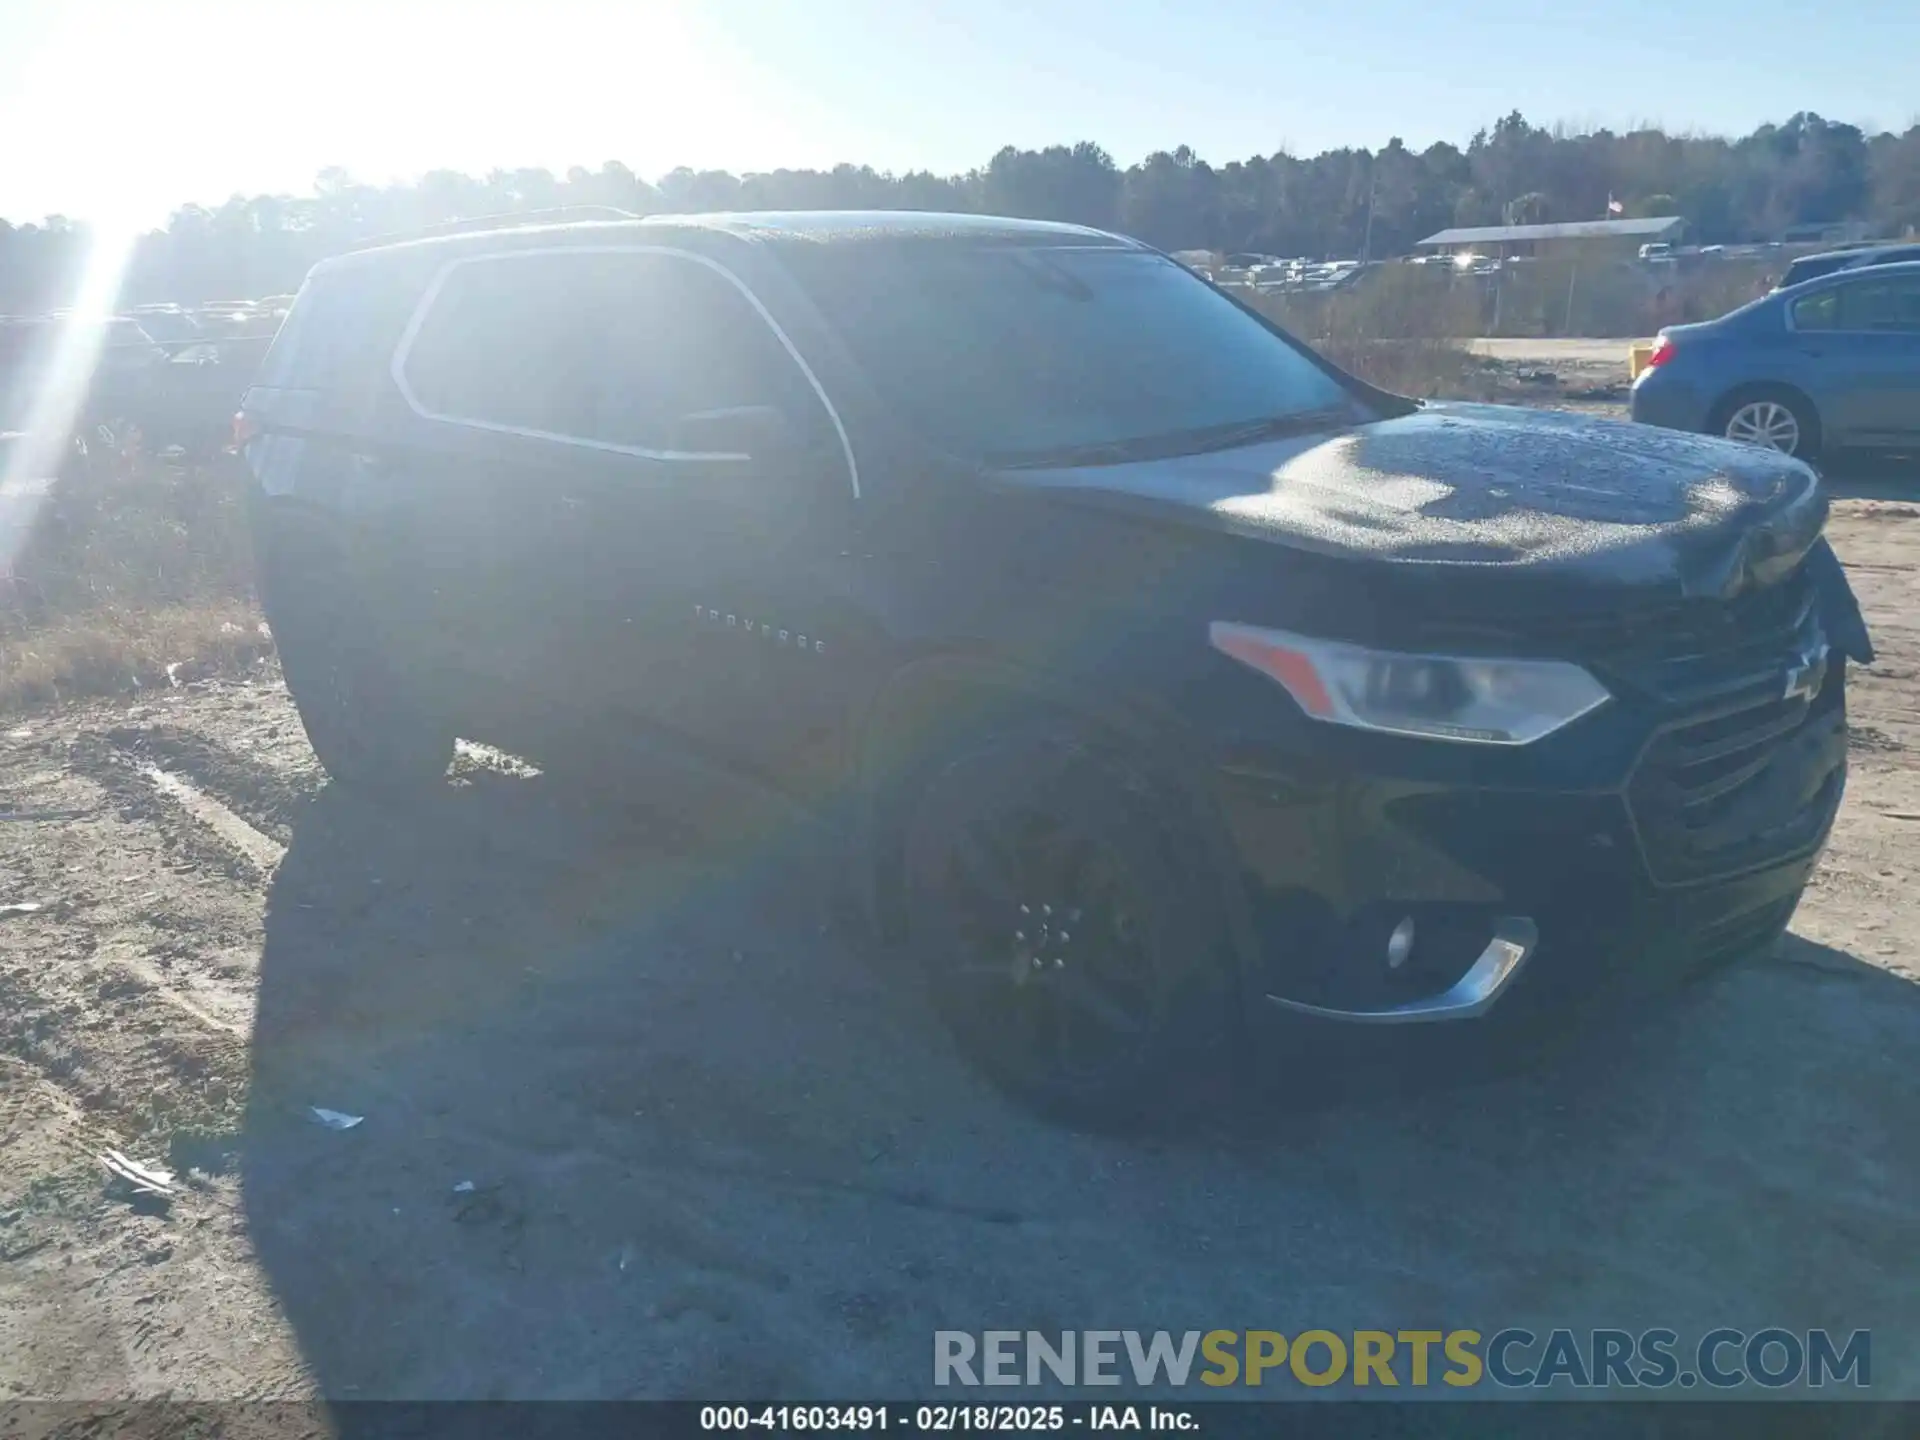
[2,465,1917,1405]
[1466,338,1645,369]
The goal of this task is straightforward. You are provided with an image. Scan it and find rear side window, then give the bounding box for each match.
[398,248,823,452]
[1835,276,1920,332]
[398,254,602,436]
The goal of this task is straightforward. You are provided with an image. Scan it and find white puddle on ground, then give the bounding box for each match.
[141,764,287,873]
[453,738,543,777]
[103,944,253,1037]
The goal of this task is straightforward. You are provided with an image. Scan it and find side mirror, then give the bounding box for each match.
[668,405,805,466]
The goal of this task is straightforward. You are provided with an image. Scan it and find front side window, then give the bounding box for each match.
[586,256,824,451]
[779,241,1358,465]
[401,249,824,452]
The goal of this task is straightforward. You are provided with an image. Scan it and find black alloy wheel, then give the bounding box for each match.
[902,730,1230,1127]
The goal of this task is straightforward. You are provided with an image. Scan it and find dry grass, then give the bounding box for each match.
[0,443,267,711]
[1250,272,1499,400]
[1251,256,1776,382]
[0,603,270,709]
[1313,337,1498,400]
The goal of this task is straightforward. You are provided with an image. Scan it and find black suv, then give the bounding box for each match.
[1776,242,1920,291]
[243,212,1869,1125]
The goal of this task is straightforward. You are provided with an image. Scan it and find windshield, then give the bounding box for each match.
[780,241,1357,465]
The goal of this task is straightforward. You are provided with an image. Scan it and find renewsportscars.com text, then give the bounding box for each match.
[933,1329,1871,1390]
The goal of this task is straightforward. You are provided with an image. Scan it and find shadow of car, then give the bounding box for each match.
[236,771,1920,1400]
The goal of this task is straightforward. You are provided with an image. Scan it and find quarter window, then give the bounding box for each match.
[1791,290,1839,330]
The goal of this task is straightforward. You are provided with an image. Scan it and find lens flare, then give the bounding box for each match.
[1,221,138,575]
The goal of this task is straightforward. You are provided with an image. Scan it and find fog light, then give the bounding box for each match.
[1386,916,1416,970]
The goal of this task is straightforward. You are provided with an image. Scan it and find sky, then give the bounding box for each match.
[2,0,1916,227]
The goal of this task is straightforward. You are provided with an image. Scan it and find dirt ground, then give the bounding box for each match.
[2,428,1918,1404]
[1467,337,1642,370]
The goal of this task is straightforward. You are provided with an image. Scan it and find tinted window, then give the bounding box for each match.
[1792,290,1840,330]
[1781,256,1850,289]
[1836,276,1920,332]
[590,257,822,450]
[402,254,608,436]
[779,242,1353,464]
[402,249,820,450]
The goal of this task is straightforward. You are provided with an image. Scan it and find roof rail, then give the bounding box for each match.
[349,205,640,251]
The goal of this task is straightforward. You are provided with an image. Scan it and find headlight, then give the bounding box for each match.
[1209,621,1610,745]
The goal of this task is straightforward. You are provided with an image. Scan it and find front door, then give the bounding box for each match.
[529,248,869,804]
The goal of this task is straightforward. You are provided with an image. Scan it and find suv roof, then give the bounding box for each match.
[1779,242,1920,289]
[317,210,1139,275]
[1798,257,1920,285]
[1800,241,1920,266]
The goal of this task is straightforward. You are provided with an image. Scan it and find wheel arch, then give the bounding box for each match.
[1707,380,1824,453]
[848,650,1262,987]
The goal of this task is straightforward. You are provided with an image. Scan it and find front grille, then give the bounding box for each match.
[1627,671,1844,884]
[1417,568,1816,686]
[1420,563,1843,885]
[1594,572,1817,699]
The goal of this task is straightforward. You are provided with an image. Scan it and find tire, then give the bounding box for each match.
[265,545,453,794]
[1712,386,1821,462]
[899,724,1235,1130]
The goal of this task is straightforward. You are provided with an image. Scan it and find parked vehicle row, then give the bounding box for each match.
[1,305,276,456]
[1209,257,1372,293]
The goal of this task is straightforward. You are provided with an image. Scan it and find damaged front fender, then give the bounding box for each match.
[1808,537,1875,665]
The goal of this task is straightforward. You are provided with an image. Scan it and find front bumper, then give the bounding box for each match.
[1267,917,1539,1024]
[1211,672,1846,1029]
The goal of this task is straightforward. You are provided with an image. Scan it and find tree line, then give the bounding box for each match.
[3,110,1917,310]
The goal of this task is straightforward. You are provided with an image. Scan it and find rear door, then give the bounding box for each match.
[387,249,636,746]
[1789,275,1920,445]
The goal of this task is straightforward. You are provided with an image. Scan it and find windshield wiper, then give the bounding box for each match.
[1173,406,1355,455]
[994,440,1140,470]
[992,405,1354,471]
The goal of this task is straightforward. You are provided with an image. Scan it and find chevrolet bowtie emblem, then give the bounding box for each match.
[1782,642,1829,704]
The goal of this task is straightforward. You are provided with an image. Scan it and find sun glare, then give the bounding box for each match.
[0,219,138,573]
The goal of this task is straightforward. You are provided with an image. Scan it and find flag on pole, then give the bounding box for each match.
[1607,195,1625,216]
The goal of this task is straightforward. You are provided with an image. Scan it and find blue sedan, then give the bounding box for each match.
[1630,259,1920,461]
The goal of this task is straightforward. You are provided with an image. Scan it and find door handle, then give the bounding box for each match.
[560,495,586,510]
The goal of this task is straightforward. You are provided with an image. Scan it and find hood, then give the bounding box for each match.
[997,402,1826,602]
